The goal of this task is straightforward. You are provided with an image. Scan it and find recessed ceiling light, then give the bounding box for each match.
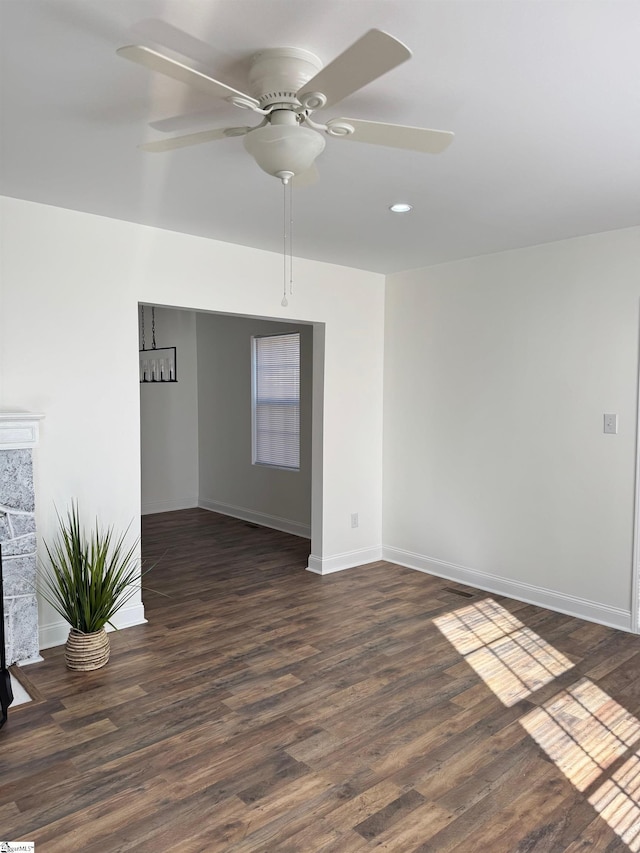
[389,202,413,213]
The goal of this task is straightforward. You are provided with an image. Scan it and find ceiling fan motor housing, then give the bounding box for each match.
[248,47,323,109]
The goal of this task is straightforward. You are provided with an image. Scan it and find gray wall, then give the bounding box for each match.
[139,308,312,535]
[140,307,199,514]
[196,313,312,537]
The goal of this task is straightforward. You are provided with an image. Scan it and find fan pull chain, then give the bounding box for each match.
[280,178,295,307]
[289,180,294,296]
[281,180,288,307]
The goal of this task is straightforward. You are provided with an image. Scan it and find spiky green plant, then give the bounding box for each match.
[38,502,143,634]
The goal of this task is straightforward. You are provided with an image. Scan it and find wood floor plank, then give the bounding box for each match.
[370,799,455,850]
[0,507,636,851]
[276,820,372,853]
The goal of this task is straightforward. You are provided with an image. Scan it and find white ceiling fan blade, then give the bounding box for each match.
[117,45,259,107]
[297,29,411,110]
[140,126,251,152]
[336,118,454,153]
[292,163,319,189]
[149,110,221,133]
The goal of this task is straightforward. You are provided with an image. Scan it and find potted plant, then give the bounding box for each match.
[38,502,142,671]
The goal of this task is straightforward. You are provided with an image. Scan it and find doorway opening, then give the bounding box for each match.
[138,304,324,574]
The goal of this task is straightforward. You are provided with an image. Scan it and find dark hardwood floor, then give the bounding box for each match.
[2,508,640,851]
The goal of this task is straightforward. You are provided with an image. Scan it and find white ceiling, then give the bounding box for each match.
[1,0,639,274]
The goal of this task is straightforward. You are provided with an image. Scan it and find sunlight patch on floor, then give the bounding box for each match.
[435,598,640,850]
[434,598,574,706]
[520,678,640,791]
[590,754,640,851]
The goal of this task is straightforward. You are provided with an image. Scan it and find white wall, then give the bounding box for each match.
[383,227,640,630]
[196,313,312,537]
[0,197,385,647]
[8,195,634,644]
[139,306,199,514]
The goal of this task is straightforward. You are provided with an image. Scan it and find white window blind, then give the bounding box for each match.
[253,332,300,470]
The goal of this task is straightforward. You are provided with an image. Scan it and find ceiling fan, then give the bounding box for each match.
[117,29,454,184]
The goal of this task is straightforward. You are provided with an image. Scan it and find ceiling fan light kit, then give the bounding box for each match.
[243,109,326,182]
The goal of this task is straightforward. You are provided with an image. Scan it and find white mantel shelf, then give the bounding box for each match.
[0,412,45,450]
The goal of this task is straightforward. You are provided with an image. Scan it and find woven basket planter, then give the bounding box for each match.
[65,627,110,671]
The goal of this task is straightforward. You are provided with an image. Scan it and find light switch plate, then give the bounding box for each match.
[604,413,618,434]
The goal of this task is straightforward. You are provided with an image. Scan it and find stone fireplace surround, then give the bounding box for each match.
[0,412,44,665]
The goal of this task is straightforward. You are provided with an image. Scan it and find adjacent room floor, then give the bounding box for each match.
[2,508,640,851]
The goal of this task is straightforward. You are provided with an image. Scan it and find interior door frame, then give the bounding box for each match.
[632,318,640,633]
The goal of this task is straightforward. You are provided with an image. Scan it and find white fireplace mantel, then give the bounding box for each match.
[0,412,45,450]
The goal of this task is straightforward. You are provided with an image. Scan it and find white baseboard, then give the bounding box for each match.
[141,497,199,515]
[383,546,632,632]
[38,602,147,650]
[199,498,311,539]
[306,546,383,575]
[17,654,44,666]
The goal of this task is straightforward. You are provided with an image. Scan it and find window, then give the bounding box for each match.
[252,332,300,470]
